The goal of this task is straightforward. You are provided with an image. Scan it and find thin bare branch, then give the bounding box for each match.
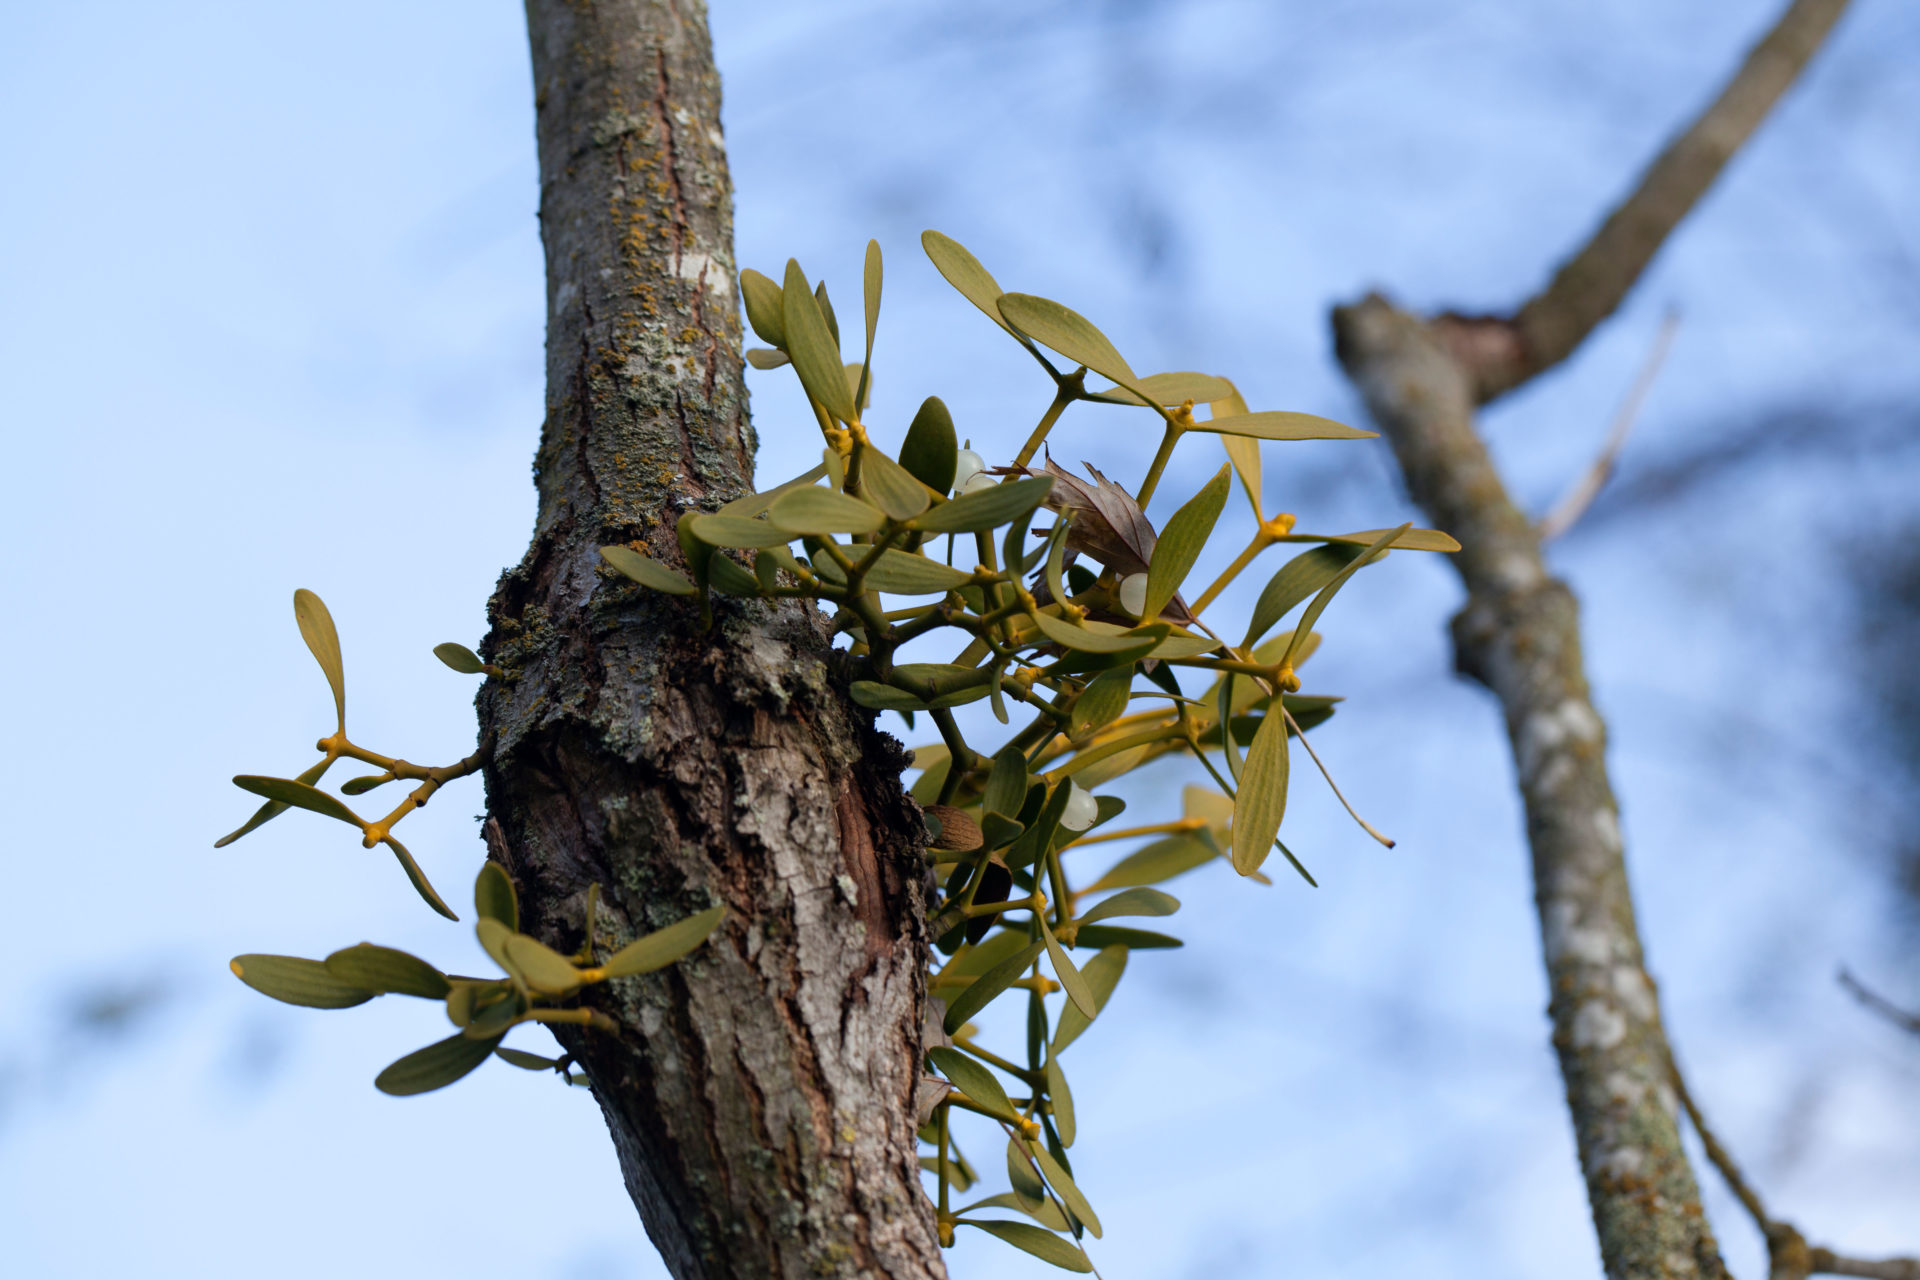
[1670,1056,1773,1233]
[1839,967,1920,1036]
[1438,0,1852,402]
[1671,1054,1919,1280]
[1804,1249,1920,1280]
[1538,311,1679,542]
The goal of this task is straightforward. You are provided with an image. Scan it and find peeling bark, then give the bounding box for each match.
[478,4,944,1277]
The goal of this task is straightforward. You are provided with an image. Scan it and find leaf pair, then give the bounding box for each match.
[743,255,874,426]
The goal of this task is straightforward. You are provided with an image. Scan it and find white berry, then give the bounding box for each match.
[1057,780,1098,832]
[952,448,986,492]
[1117,572,1149,617]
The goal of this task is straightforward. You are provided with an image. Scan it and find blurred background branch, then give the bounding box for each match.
[1331,1,1908,1276]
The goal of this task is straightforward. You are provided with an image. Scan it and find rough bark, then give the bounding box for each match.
[478,4,945,1278]
[1330,2,1850,1275]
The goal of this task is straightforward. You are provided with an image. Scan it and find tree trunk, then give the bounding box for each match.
[478,4,945,1277]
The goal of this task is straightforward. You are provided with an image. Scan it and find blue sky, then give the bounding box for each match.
[2,2,1916,1278]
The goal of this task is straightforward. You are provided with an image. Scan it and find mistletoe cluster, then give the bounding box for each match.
[217,231,1454,1273]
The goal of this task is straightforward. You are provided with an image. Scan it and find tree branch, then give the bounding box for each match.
[1436,0,1853,403]
[1670,1057,1920,1280]
[1334,294,1730,1279]
[1329,3,1855,1275]
[1839,967,1920,1036]
[1537,310,1678,542]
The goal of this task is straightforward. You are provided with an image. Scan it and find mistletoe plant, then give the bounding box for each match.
[217,231,1455,1273]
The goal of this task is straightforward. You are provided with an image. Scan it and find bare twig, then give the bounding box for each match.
[1537,311,1680,542]
[1839,967,1920,1036]
[1436,0,1853,402]
[1670,1056,1920,1280]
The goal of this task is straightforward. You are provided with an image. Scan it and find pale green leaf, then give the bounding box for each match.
[849,682,926,711]
[601,904,725,979]
[1281,524,1408,674]
[324,944,450,999]
[738,268,785,347]
[1231,705,1290,876]
[462,988,524,1040]
[230,954,371,1009]
[1030,1142,1102,1237]
[1050,947,1127,1054]
[926,1046,1020,1124]
[858,238,881,408]
[941,928,1031,982]
[293,588,345,728]
[815,281,839,345]
[1044,1055,1075,1147]
[920,230,1019,336]
[504,934,585,997]
[715,462,829,519]
[942,940,1044,1034]
[898,396,958,493]
[1082,835,1216,894]
[1140,631,1220,660]
[997,293,1150,404]
[1069,669,1131,739]
[706,552,762,597]
[1244,545,1363,647]
[956,1220,1091,1272]
[474,862,518,932]
[475,917,516,977]
[1009,1136,1048,1208]
[782,260,858,423]
[432,642,486,674]
[1070,925,1181,949]
[983,746,1029,819]
[1039,918,1097,1019]
[375,1031,501,1096]
[858,447,931,521]
[1142,464,1230,620]
[768,487,885,537]
[1186,410,1376,442]
[958,1194,1071,1233]
[860,549,971,594]
[384,835,457,921]
[600,545,698,595]
[1029,609,1146,654]
[213,756,332,848]
[494,1047,561,1071]
[688,513,793,549]
[911,475,1053,535]
[231,775,364,830]
[1086,371,1236,405]
[1287,527,1461,552]
[1076,887,1179,927]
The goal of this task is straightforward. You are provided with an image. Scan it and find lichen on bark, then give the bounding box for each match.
[478,3,945,1277]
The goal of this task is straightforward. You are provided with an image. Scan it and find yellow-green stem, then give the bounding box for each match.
[1189,528,1275,616]
[1136,424,1183,508]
